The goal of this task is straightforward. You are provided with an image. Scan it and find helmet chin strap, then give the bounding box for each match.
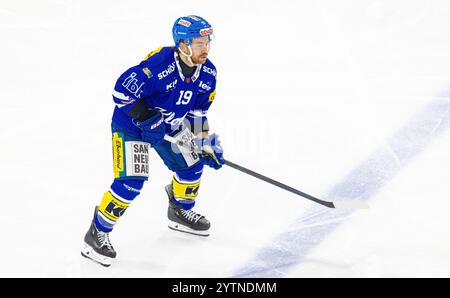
[178,45,198,66]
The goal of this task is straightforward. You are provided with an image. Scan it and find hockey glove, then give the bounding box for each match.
[196,133,225,170]
[136,110,165,146]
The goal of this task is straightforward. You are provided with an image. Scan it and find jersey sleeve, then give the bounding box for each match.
[112,62,155,110]
[187,81,217,135]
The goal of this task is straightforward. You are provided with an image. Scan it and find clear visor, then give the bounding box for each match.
[189,34,214,50]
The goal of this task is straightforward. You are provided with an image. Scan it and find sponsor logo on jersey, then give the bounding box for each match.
[156,107,188,127]
[122,72,145,98]
[198,80,212,92]
[202,66,216,77]
[166,79,178,91]
[200,27,213,36]
[178,19,192,27]
[142,67,152,78]
[158,62,176,80]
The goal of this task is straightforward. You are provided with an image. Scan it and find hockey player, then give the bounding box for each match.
[81,15,224,267]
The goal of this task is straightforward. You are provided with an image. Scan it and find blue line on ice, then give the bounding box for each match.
[233,94,450,277]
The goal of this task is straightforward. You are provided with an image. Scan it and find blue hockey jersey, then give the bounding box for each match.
[111,46,217,136]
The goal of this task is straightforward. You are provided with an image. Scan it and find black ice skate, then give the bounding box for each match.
[165,184,210,236]
[81,206,117,267]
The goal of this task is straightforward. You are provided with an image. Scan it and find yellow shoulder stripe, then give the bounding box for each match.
[144,46,163,60]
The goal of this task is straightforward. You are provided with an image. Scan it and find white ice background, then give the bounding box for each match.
[1,0,450,277]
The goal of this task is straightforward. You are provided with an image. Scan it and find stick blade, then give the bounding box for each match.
[332,200,370,209]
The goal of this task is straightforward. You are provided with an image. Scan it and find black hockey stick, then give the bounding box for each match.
[223,160,368,209]
[163,135,368,209]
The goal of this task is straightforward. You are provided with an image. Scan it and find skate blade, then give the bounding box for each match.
[81,244,113,267]
[168,220,210,237]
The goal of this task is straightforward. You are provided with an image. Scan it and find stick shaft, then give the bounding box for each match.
[223,160,335,208]
[164,135,336,208]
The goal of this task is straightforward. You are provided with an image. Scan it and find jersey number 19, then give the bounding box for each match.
[176,90,193,105]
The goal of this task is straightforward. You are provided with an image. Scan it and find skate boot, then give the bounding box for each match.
[81,206,117,267]
[165,184,210,236]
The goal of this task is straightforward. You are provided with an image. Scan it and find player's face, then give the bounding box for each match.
[190,36,210,64]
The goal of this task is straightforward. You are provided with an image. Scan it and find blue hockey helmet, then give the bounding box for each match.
[172,15,214,48]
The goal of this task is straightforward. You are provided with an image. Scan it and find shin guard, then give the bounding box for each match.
[171,175,201,210]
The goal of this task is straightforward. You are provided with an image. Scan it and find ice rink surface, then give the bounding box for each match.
[1,0,450,277]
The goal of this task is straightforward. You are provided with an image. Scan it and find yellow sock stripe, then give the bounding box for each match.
[172,176,201,200]
[98,191,130,221]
